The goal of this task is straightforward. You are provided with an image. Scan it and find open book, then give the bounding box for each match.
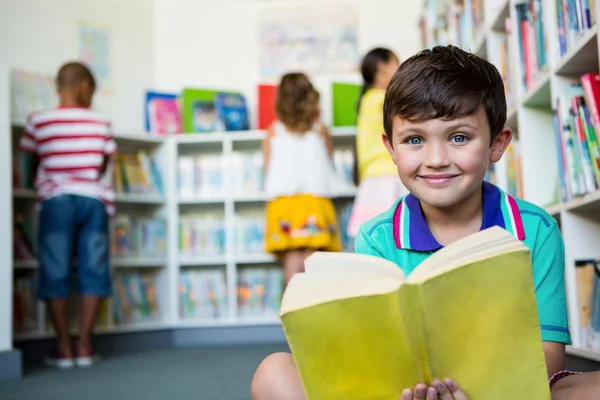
[280,226,551,400]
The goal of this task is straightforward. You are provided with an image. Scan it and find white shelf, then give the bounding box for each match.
[178,316,280,328]
[235,253,277,264]
[178,195,226,205]
[115,193,165,204]
[14,321,170,341]
[112,257,167,268]
[566,346,600,362]
[14,259,38,269]
[554,27,598,76]
[13,188,36,198]
[179,255,228,267]
[7,74,357,340]
[521,70,551,108]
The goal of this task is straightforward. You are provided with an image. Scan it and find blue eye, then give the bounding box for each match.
[406,137,423,145]
[451,134,468,143]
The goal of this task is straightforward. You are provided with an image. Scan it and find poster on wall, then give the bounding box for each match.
[258,4,359,79]
[77,21,112,95]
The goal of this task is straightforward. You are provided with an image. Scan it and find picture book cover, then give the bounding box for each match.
[215,92,250,131]
[279,226,551,400]
[192,99,221,133]
[182,88,238,133]
[145,91,182,135]
[332,82,361,127]
[258,84,277,129]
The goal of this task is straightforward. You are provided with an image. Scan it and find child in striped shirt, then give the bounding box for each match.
[20,62,116,369]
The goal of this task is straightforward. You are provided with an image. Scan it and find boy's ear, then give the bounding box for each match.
[382,132,396,163]
[489,126,512,163]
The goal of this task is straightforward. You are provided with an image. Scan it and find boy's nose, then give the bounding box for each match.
[423,143,451,169]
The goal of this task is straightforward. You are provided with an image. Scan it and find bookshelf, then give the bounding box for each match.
[421,0,600,362]
[9,113,357,340]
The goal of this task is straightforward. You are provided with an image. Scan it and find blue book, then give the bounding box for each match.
[215,93,250,131]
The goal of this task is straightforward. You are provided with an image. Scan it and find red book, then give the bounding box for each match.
[257,84,277,130]
[581,73,600,133]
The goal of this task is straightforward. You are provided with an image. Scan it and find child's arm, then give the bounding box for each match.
[262,125,276,173]
[101,125,117,177]
[530,221,570,377]
[319,124,333,157]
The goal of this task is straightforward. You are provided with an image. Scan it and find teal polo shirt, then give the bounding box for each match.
[355,181,571,344]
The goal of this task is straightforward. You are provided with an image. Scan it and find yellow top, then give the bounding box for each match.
[356,88,397,180]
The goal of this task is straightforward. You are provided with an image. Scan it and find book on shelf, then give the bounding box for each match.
[515,2,549,92]
[13,273,38,333]
[113,270,161,325]
[237,267,284,318]
[145,91,182,135]
[214,92,250,131]
[553,75,600,201]
[179,269,228,319]
[257,84,277,130]
[178,154,224,198]
[179,212,226,256]
[114,151,164,196]
[279,227,550,399]
[556,0,597,59]
[332,148,355,190]
[112,215,167,259]
[230,151,264,195]
[14,213,35,261]
[235,211,266,255]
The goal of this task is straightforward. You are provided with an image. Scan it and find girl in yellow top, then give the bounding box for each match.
[347,47,408,239]
[263,73,341,284]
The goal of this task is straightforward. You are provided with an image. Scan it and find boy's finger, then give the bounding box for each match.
[426,387,438,400]
[413,383,428,400]
[444,379,470,400]
[400,389,413,400]
[431,379,454,400]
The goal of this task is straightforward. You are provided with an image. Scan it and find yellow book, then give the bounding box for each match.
[280,226,550,400]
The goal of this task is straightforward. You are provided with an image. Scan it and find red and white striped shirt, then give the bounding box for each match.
[19,107,116,214]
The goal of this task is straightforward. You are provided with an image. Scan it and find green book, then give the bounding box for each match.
[331,82,361,127]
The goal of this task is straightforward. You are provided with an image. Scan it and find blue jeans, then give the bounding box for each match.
[37,194,111,299]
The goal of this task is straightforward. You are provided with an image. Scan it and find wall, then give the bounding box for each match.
[0,0,155,133]
[153,0,424,127]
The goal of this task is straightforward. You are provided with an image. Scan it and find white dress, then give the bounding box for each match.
[264,121,338,200]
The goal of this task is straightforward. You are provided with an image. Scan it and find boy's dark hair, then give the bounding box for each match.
[383,45,506,145]
[56,62,96,91]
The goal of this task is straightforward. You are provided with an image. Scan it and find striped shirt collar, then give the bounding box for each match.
[393,181,526,251]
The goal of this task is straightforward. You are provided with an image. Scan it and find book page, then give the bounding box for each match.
[304,252,405,281]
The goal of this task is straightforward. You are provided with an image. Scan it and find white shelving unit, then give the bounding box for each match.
[422,0,600,362]
[9,121,357,340]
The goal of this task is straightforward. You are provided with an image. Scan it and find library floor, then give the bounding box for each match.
[2,345,599,400]
[0,343,289,400]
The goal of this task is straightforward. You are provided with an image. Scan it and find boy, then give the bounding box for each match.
[19,62,115,368]
[251,45,579,399]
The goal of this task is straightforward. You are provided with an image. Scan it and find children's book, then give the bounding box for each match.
[279,226,550,400]
[145,91,182,135]
[215,93,250,131]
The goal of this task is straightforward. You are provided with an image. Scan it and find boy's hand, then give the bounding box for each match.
[400,379,469,400]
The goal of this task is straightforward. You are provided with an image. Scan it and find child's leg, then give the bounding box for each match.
[38,196,76,363]
[75,197,110,360]
[551,371,600,400]
[283,249,307,284]
[251,352,306,400]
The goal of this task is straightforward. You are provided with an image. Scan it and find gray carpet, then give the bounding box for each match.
[0,344,289,400]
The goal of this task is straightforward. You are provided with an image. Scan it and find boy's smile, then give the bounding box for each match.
[383,105,512,210]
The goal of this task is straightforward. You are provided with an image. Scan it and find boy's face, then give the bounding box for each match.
[383,105,512,209]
